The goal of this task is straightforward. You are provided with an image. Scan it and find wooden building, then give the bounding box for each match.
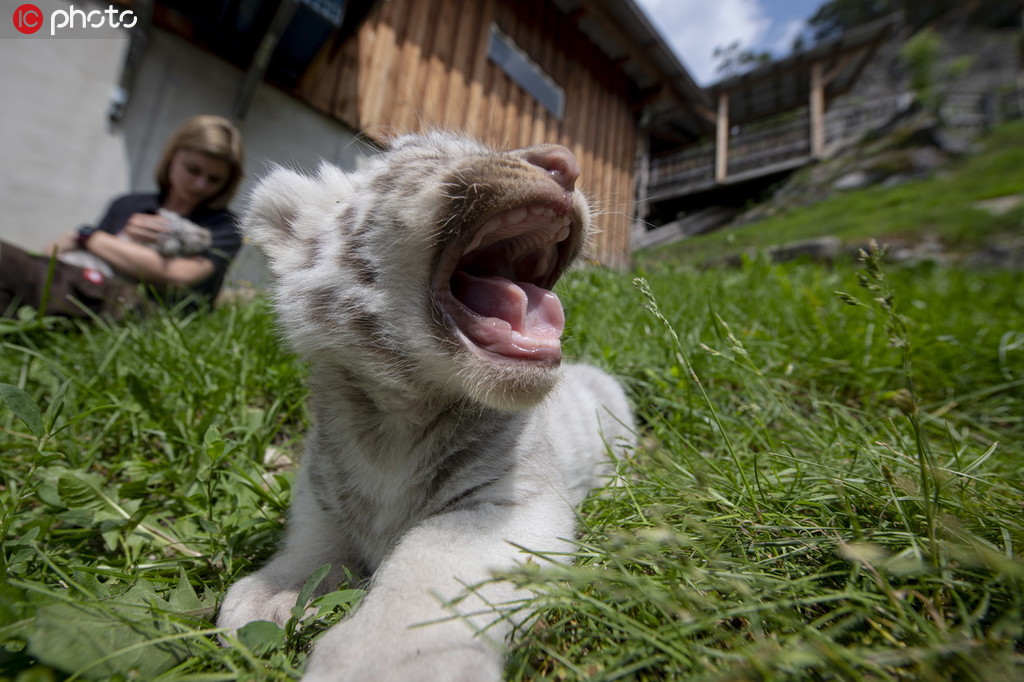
[136,0,708,270]
[638,15,901,245]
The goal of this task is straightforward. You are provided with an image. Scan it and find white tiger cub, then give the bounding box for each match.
[217,132,635,681]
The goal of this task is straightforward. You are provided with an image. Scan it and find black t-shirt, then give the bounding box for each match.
[94,193,241,305]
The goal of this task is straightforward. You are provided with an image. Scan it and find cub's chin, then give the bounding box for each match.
[452,358,560,412]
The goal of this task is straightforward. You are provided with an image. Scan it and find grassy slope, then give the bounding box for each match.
[640,120,1024,267]
[1,125,1022,680]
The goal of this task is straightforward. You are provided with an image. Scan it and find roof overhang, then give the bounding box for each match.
[552,0,713,138]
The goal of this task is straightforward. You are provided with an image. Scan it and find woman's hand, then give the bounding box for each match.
[85,231,215,288]
[44,229,80,255]
[121,213,172,245]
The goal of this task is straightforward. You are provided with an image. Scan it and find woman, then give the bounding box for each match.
[0,115,245,319]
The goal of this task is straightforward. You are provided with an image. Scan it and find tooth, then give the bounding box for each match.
[464,224,490,253]
[533,246,554,279]
[503,207,528,227]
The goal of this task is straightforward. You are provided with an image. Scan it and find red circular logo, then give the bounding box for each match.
[82,269,106,286]
[13,4,44,34]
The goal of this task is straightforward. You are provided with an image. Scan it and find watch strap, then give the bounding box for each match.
[76,226,98,250]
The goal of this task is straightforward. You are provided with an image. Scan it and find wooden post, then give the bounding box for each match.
[233,0,299,120]
[810,60,826,158]
[715,91,729,182]
[632,124,651,247]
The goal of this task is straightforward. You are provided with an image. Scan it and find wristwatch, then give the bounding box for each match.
[76,225,99,250]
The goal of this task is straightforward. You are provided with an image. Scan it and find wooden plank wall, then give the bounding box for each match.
[296,0,638,269]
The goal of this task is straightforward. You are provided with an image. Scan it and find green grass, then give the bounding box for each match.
[641,120,1024,267]
[2,250,1021,681]
[515,252,1024,680]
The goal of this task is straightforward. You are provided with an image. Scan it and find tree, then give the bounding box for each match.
[806,0,892,42]
[900,27,975,119]
[712,41,772,80]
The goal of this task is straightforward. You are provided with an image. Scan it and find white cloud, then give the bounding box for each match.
[770,18,806,55]
[635,0,771,85]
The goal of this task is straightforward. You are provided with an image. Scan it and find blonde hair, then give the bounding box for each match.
[155,115,245,210]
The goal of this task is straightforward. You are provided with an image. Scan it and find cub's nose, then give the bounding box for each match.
[518,144,580,192]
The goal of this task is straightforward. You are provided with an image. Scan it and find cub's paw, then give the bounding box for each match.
[302,619,503,682]
[305,650,501,682]
[217,574,304,633]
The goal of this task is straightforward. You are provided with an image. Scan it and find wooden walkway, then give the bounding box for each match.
[648,95,907,201]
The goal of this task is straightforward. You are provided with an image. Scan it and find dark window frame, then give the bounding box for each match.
[487,23,565,120]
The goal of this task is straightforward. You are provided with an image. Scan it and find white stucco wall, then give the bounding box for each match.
[1,4,374,289]
[0,33,130,250]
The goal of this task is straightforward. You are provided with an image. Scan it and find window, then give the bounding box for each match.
[487,24,565,120]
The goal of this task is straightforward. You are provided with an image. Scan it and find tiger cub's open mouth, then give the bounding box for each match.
[434,199,584,366]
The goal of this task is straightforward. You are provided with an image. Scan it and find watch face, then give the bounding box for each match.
[77,227,97,249]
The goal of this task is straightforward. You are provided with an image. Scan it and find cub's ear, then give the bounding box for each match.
[242,165,355,275]
[241,167,320,258]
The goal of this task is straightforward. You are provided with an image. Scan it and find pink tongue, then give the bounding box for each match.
[451,272,564,359]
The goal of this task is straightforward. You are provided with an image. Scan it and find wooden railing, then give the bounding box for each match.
[649,110,814,195]
[726,110,810,177]
[648,143,715,189]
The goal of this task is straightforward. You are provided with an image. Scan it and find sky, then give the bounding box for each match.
[635,0,828,85]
